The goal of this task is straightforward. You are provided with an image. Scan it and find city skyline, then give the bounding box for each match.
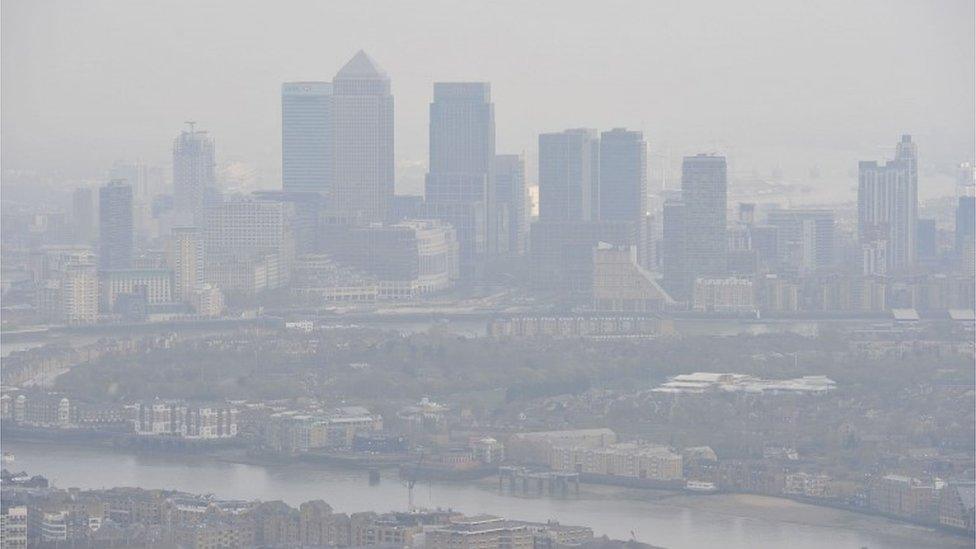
[2,1,973,199]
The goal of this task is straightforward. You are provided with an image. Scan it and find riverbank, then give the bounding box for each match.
[4,437,971,549]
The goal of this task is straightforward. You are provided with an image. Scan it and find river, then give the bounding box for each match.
[1,441,968,549]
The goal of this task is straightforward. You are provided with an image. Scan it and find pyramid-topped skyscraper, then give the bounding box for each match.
[332,50,394,222]
[335,50,389,80]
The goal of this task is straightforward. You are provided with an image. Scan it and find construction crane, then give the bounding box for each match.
[402,450,425,511]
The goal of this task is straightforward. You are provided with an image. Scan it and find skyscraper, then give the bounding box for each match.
[956,195,975,272]
[661,197,688,301]
[681,154,728,281]
[858,135,918,273]
[494,154,528,255]
[425,82,495,275]
[332,50,394,223]
[109,162,152,242]
[956,195,976,250]
[282,82,333,195]
[538,129,600,222]
[72,187,97,244]
[173,124,216,225]
[98,180,133,271]
[599,129,647,223]
[766,209,835,274]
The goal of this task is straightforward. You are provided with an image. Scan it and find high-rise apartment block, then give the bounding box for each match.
[173,124,217,225]
[166,227,204,302]
[858,135,918,273]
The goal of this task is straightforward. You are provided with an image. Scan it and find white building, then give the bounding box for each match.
[60,262,99,324]
[653,372,837,395]
[550,442,683,481]
[693,277,755,313]
[99,269,172,311]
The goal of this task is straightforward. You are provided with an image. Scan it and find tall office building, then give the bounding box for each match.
[425,82,496,275]
[98,180,134,271]
[661,198,689,301]
[71,187,97,244]
[166,227,204,302]
[956,195,976,251]
[173,124,217,225]
[766,209,835,274]
[494,154,528,255]
[282,82,333,195]
[109,162,152,242]
[858,135,918,273]
[332,50,394,223]
[916,219,937,263]
[681,154,728,280]
[599,128,647,222]
[538,129,600,222]
[956,195,975,272]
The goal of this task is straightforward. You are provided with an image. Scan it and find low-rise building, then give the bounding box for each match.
[549,443,683,481]
[0,506,28,548]
[426,516,533,549]
[507,429,617,465]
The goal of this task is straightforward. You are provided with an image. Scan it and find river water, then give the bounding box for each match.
[2,441,968,549]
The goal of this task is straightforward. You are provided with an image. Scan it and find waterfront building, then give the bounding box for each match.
[549,443,683,482]
[591,244,673,311]
[692,277,756,313]
[60,262,99,324]
[317,219,458,299]
[189,284,225,317]
[98,269,173,312]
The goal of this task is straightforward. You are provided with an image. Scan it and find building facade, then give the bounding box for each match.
[425,82,496,276]
[858,135,918,273]
[331,51,394,223]
[98,180,134,271]
[538,129,600,222]
[172,125,217,225]
[282,81,333,195]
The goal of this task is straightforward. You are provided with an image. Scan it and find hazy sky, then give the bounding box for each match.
[2,0,974,197]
